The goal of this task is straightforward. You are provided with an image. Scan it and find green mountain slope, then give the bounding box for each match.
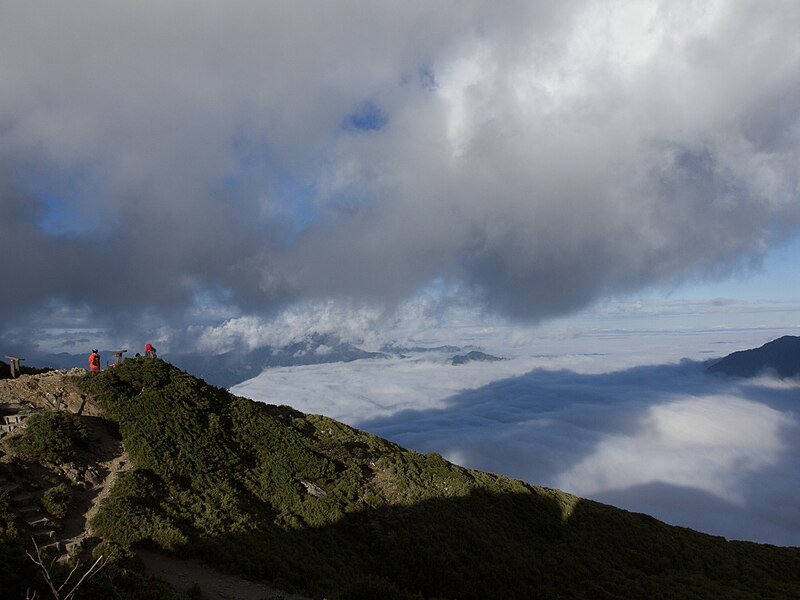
[0,357,789,599]
[73,358,800,599]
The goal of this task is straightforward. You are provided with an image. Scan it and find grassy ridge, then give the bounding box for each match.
[80,358,800,599]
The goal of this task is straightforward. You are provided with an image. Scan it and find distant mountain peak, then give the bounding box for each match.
[380,342,463,354]
[451,350,504,365]
[708,335,800,378]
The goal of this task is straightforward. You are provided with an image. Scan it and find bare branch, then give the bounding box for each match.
[26,539,59,600]
[63,555,106,600]
[26,537,107,600]
[55,559,83,596]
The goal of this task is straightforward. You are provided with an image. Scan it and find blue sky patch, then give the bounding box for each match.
[343,101,388,132]
[418,67,437,90]
[25,164,106,237]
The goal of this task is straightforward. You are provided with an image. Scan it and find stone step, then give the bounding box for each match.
[3,414,28,425]
[64,540,83,555]
[33,529,56,541]
[18,505,41,516]
[26,517,50,528]
[39,541,61,554]
[0,482,21,494]
[11,491,35,504]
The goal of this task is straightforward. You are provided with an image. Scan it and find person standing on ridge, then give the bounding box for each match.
[88,349,101,372]
[145,343,157,358]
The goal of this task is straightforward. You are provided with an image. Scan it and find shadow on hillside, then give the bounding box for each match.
[356,360,800,546]
[359,360,722,483]
[163,486,800,600]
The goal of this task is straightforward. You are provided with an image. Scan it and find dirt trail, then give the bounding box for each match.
[83,448,128,533]
[138,550,313,600]
[66,420,130,540]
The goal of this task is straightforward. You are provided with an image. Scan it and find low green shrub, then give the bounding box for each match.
[73,541,193,600]
[185,583,203,599]
[0,489,17,537]
[42,483,72,519]
[339,574,411,600]
[91,493,188,551]
[9,411,88,463]
[0,489,35,599]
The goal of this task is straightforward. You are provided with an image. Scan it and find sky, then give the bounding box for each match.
[1,0,800,355]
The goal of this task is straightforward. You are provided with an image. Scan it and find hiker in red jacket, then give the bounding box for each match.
[88,350,101,371]
[145,343,157,358]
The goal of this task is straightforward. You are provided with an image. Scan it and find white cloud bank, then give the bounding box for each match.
[232,326,800,546]
[556,395,793,502]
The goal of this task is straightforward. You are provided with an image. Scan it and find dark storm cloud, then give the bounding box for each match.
[0,166,271,326]
[1,1,800,344]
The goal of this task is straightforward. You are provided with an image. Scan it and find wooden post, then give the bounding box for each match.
[112,349,128,367]
[4,356,23,378]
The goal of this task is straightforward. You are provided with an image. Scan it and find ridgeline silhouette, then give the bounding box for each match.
[708,335,800,378]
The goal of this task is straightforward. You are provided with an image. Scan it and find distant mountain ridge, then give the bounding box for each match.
[19,333,391,389]
[380,342,463,354]
[168,332,389,387]
[451,350,503,365]
[708,335,800,378]
[21,334,480,388]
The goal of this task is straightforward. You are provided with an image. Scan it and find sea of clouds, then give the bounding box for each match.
[232,324,800,547]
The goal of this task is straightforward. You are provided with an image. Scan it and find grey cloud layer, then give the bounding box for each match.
[2,1,800,341]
